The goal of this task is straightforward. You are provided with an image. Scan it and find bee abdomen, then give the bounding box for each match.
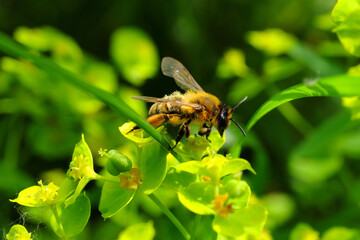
[149,102,183,116]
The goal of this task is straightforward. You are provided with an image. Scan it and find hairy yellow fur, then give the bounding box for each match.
[147,90,224,129]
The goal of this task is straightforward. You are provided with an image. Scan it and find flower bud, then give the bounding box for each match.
[225,179,248,198]
[105,150,132,176]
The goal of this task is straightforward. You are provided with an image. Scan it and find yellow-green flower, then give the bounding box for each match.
[119,168,142,191]
[6,225,32,240]
[211,193,234,218]
[201,154,227,182]
[10,180,59,207]
[69,154,97,180]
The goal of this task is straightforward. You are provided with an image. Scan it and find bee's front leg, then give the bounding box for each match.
[170,119,191,150]
[198,123,212,142]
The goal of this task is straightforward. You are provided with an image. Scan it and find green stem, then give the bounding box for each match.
[0,32,182,157]
[3,115,23,167]
[190,214,201,240]
[148,194,190,240]
[211,229,217,240]
[95,174,121,184]
[50,206,67,240]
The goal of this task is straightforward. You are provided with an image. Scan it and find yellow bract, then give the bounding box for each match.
[10,180,59,207]
[119,122,164,148]
[201,154,227,182]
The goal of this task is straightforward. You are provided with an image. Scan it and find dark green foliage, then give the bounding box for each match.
[2,0,360,239]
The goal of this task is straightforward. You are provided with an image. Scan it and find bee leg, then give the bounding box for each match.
[198,123,212,142]
[170,119,191,150]
[128,114,178,134]
[185,125,191,138]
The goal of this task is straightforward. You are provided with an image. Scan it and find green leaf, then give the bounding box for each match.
[212,205,267,238]
[99,182,136,218]
[333,8,360,56]
[221,158,256,177]
[178,182,216,215]
[162,168,197,191]
[332,0,360,25]
[173,161,202,174]
[246,75,360,131]
[118,221,155,240]
[51,194,91,238]
[6,225,32,240]
[139,142,168,195]
[55,178,77,203]
[290,223,319,240]
[322,227,360,240]
[110,27,159,86]
[64,176,92,207]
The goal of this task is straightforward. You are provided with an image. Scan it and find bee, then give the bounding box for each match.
[131,57,247,149]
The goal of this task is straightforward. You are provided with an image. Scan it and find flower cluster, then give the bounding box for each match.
[119,168,142,191]
[10,180,59,207]
[211,193,234,218]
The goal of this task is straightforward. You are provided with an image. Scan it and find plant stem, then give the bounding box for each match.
[95,174,120,184]
[190,214,201,240]
[50,206,67,240]
[148,194,190,240]
[3,115,23,167]
[0,32,178,155]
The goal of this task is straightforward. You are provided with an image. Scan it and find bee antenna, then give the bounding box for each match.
[231,119,246,137]
[231,96,248,112]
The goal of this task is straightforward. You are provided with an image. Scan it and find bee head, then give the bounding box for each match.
[216,96,247,138]
[216,104,232,137]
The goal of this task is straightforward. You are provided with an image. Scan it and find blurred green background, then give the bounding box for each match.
[1,0,360,239]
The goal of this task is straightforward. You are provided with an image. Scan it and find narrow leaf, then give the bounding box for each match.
[0,31,170,151]
[247,75,360,131]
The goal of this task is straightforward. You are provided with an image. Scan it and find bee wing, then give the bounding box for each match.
[132,96,203,110]
[161,57,204,92]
